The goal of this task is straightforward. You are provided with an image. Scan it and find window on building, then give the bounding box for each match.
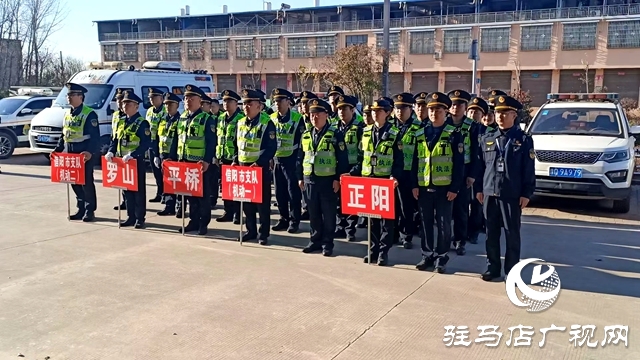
[520,25,552,51]
[236,39,255,59]
[165,43,182,61]
[288,38,310,58]
[562,22,597,50]
[345,35,368,47]
[210,41,228,59]
[144,44,160,61]
[376,33,399,54]
[444,29,471,53]
[103,45,117,61]
[315,36,336,57]
[480,27,511,52]
[260,38,280,59]
[409,31,435,54]
[608,20,640,49]
[187,42,204,60]
[121,44,138,61]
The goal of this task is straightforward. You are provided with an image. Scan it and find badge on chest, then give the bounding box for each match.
[497,157,505,173]
[370,155,378,166]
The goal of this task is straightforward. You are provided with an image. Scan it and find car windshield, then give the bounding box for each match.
[52,84,114,110]
[0,98,27,115]
[530,107,622,137]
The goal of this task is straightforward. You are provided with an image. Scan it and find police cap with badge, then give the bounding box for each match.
[300,91,318,103]
[447,89,472,104]
[426,92,452,109]
[241,89,266,103]
[468,96,489,114]
[271,88,294,101]
[201,93,213,104]
[336,95,358,108]
[413,92,431,104]
[487,89,508,107]
[122,91,143,105]
[184,84,205,98]
[66,82,87,95]
[163,92,181,104]
[362,104,372,114]
[148,87,164,98]
[393,92,415,107]
[222,90,241,102]
[493,95,523,112]
[255,89,268,103]
[378,97,394,106]
[115,88,125,101]
[308,98,332,113]
[326,85,344,97]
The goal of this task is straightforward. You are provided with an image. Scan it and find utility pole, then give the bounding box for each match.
[59,51,64,85]
[469,0,481,95]
[381,0,390,97]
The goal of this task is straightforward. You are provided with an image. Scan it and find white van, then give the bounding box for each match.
[29,61,214,158]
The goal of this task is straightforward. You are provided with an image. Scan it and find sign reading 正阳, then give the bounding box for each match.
[50,153,86,185]
[101,156,138,191]
[162,160,204,197]
[220,165,262,203]
[340,176,395,219]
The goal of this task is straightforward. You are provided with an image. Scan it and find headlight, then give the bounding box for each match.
[598,150,629,163]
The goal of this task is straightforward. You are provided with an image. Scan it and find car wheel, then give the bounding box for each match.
[612,196,631,214]
[0,131,16,160]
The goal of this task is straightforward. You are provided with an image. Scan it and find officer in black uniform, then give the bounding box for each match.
[298,90,318,220]
[113,89,129,211]
[201,93,220,210]
[53,82,100,222]
[326,85,345,120]
[467,96,491,244]
[106,91,151,229]
[379,97,396,123]
[299,99,350,256]
[233,89,277,245]
[475,95,535,281]
[155,92,182,216]
[147,87,166,204]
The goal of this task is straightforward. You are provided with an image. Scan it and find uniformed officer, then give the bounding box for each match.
[233,89,277,245]
[333,95,364,242]
[392,92,422,249]
[487,89,509,106]
[155,92,182,216]
[475,95,535,281]
[326,85,345,121]
[362,105,374,125]
[53,82,100,222]
[379,96,396,123]
[350,99,403,266]
[106,91,151,229]
[269,88,304,233]
[298,90,318,220]
[255,89,274,115]
[299,98,350,256]
[169,84,217,236]
[414,92,431,125]
[112,88,128,211]
[467,96,488,124]
[201,93,220,209]
[210,98,222,118]
[412,92,465,273]
[215,90,244,224]
[447,89,480,255]
[467,96,491,244]
[146,87,167,203]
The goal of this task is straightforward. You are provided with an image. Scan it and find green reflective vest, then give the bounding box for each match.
[146,106,167,140]
[115,116,145,156]
[397,117,422,171]
[216,111,242,161]
[111,110,124,139]
[303,116,313,131]
[338,116,362,165]
[177,112,209,162]
[157,114,179,155]
[415,124,456,187]
[457,117,474,164]
[272,110,302,158]
[330,113,363,127]
[63,105,93,143]
[237,112,271,164]
[301,126,338,177]
[361,124,399,177]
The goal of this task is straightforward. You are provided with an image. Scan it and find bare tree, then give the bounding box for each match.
[0,0,22,89]
[243,57,265,91]
[580,56,591,94]
[513,60,522,93]
[294,64,314,92]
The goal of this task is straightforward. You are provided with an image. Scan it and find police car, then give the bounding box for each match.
[29,61,214,159]
[525,93,640,213]
[0,89,56,159]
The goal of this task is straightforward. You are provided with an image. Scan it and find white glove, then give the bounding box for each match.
[154,157,161,168]
[123,153,133,163]
[105,152,114,162]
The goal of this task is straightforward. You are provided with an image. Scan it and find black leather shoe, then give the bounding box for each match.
[238,232,258,242]
[113,202,126,211]
[175,209,184,219]
[334,229,347,239]
[456,244,466,256]
[215,213,233,222]
[435,259,446,274]
[322,248,333,257]
[258,237,268,246]
[271,219,289,231]
[403,241,413,249]
[198,226,208,236]
[302,243,323,254]
[416,256,435,271]
[149,195,162,203]
[180,222,199,233]
[157,209,176,216]
[287,223,299,234]
[481,270,502,282]
[377,253,389,266]
[82,211,95,222]
[363,254,379,264]
[120,218,136,227]
[134,220,146,229]
[69,209,85,221]
[300,211,310,221]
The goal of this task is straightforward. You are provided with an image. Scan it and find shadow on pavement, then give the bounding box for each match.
[529,188,640,222]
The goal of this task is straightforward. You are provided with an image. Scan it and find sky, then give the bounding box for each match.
[48,0,375,62]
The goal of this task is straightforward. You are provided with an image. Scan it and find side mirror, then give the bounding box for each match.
[630,125,640,136]
[20,108,33,115]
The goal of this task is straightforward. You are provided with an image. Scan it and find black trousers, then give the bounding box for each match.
[71,157,97,212]
[243,167,272,238]
[396,180,417,243]
[158,156,175,210]
[188,166,212,227]
[210,162,219,205]
[336,192,358,236]
[274,161,301,223]
[124,159,147,222]
[220,159,240,219]
[418,188,453,258]
[468,192,485,237]
[452,185,471,245]
[149,150,163,196]
[484,196,522,276]
[369,218,394,255]
[306,179,338,249]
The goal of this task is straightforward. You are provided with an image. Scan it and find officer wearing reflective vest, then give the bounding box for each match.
[333,95,364,242]
[412,92,465,273]
[349,98,403,266]
[270,88,304,233]
[326,85,345,123]
[379,97,397,124]
[112,88,128,211]
[466,96,491,244]
[201,93,220,210]
[363,104,374,126]
[298,99,349,257]
[146,87,167,204]
[447,89,481,256]
[214,90,244,224]
[106,91,151,229]
[392,92,422,249]
[298,90,318,220]
[154,92,182,216]
[475,95,534,282]
[255,89,274,116]
[52,82,100,222]
[232,89,277,245]
[168,84,217,236]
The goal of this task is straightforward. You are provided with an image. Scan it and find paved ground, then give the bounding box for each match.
[1,150,639,360]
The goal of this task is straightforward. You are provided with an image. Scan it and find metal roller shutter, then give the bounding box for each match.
[388,73,405,96]
[603,69,640,102]
[216,74,237,93]
[266,74,288,93]
[410,72,439,93]
[240,74,261,91]
[559,69,596,93]
[520,70,552,107]
[480,71,512,97]
[292,74,313,92]
[445,72,473,92]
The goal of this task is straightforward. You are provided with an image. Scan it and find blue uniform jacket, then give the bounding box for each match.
[232,113,277,168]
[168,109,217,163]
[54,105,100,155]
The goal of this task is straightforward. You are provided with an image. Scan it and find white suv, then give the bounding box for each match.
[0,95,56,159]
[526,93,640,213]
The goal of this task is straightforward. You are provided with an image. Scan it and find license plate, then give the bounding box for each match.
[549,167,583,178]
[37,135,50,142]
